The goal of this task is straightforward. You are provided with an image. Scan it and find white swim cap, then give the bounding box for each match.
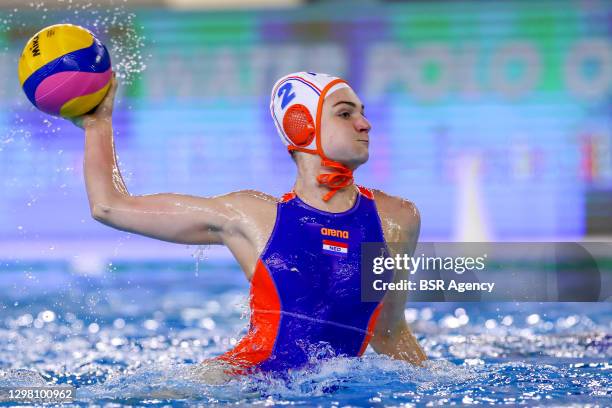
[270,72,350,157]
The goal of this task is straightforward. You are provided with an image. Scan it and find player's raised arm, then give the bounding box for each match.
[75,74,256,245]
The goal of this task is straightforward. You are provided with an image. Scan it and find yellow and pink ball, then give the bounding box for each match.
[18,24,112,119]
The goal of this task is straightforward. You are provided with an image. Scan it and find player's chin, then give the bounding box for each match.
[330,145,369,167]
[349,147,369,166]
[360,149,370,163]
[357,143,370,160]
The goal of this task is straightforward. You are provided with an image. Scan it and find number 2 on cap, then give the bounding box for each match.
[278,83,296,109]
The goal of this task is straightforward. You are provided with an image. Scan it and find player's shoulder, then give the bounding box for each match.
[226,189,279,203]
[219,190,279,214]
[366,187,420,227]
[218,190,279,231]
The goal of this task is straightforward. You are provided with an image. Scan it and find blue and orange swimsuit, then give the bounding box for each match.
[216,186,390,373]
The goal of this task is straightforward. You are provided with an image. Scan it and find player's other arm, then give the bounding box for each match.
[77,75,255,245]
[369,197,427,365]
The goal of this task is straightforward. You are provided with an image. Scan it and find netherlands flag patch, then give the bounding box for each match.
[322,239,348,255]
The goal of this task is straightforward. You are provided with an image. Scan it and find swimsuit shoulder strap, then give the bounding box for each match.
[356,184,375,200]
[280,191,297,203]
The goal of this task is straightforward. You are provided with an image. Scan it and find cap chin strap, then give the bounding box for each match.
[288,145,354,202]
[317,159,354,201]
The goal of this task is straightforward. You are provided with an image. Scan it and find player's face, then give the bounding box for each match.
[320,87,371,168]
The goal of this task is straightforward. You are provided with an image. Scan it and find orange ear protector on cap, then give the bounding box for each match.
[270,72,354,201]
[282,104,315,147]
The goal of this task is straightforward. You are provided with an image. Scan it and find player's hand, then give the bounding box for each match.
[70,71,118,129]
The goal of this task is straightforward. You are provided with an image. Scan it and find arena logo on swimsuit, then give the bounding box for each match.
[320,227,349,239]
[321,228,349,255]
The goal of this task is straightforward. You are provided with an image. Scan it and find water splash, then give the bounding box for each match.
[0,267,610,406]
[2,1,151,221]
[191,245,210,277]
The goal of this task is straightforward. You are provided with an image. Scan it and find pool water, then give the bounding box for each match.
[0,262,610,407]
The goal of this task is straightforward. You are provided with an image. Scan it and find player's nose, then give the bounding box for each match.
[355,115,371,133]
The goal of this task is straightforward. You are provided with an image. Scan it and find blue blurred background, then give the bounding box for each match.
[1,6,610,406]
[0,0,611,261]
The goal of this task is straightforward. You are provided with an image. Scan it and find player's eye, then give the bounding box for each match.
[338,111,351,119]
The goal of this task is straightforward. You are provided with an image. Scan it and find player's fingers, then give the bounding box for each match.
[98,75,118,111]
[109,73,118,94]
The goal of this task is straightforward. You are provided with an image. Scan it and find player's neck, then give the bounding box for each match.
[293,159,358,213]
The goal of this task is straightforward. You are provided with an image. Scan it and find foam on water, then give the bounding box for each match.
[0,266,610,406]
[1,355,609,406]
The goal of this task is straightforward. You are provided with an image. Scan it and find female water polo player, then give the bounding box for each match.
[74,71,427,377]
